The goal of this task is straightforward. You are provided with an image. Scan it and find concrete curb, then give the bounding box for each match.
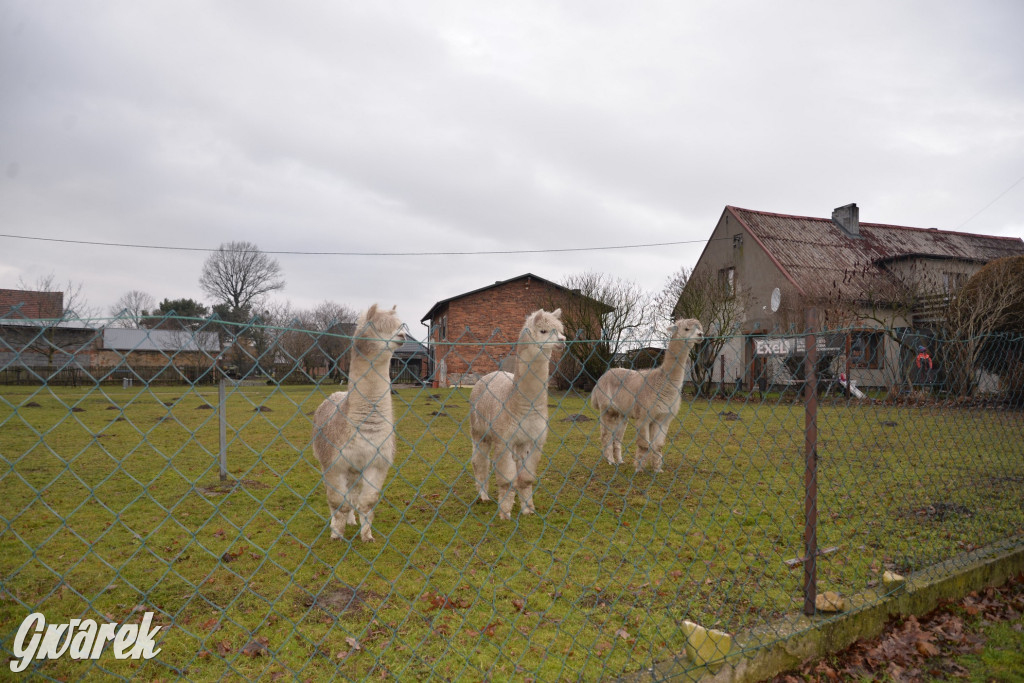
[626,538,1024,682]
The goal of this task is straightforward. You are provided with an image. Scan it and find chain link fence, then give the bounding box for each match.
[1,312,1022,680]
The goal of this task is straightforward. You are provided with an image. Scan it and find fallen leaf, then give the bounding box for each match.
[345,636,361,651]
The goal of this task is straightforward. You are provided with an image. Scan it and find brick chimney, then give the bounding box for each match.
[832,203,860,237]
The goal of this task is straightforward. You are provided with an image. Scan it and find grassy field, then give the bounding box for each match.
[1,382,1022,681]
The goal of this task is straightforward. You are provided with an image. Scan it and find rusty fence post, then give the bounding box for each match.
[804,307,819,615]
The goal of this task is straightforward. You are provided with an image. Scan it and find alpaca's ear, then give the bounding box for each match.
[668,323,679,334]
[391,305,397,312]
[552,308,562,319]
[367,303,378,318]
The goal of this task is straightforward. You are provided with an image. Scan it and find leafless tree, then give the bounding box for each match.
[667,266,744,392]
[268,300,358,381]
[942,256,1024,396]
[199,241,285,313]
[17,272,98,318]
[554,271,655,386]
[108,290,156,328]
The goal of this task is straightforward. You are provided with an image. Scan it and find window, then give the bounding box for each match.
[942,272,967,294]
[849,331,884,369]
[718,267,735,297]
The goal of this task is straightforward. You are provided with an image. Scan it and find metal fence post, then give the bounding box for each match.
[219,377,228,482]
[804,307,819,616]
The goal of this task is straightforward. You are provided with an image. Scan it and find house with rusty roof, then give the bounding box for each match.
[682,204,1024,390]
[421,273,610,387]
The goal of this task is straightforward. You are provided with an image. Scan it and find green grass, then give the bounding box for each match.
[958,620,1024,682]
[1,383,1022,681]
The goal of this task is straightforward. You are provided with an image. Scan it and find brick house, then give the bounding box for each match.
[682,204,1024,390]
[420,273,608,387]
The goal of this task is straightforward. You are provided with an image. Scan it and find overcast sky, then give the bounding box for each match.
[2,1,1023,336]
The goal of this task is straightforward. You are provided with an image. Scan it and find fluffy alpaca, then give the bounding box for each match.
[312,304,407,542]
[590,318,703,472]
[469,309,566,520]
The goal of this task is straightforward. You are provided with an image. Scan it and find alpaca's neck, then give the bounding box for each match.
[660,337,695,385]
[509,347,550,414]
[347,348,393,410]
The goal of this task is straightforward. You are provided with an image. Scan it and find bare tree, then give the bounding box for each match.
[108,290,156,328]
[17,272,98,318]
[199,241,285,314]
[668,266,744,393]
[309,301,358,381]
[942,256,1024,396]
[554,271,655,386]
[267,300,358,381]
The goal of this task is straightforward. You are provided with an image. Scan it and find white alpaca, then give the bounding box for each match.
[469,309,566,520]
[312,304,407,542]
[590,318,703,473]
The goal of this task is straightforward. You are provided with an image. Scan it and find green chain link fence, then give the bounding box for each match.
[1,311,1022,680]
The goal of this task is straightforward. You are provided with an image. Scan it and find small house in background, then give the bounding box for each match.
[391,337,430,385]
[615,346,665,370]
[420,273,608,387]
[94,328,221,384]
[682,205,1024,390]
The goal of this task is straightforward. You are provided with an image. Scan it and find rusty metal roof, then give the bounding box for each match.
[728,206,1024,302]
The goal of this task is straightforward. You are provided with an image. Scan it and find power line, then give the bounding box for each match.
[956,172,1024,230]
[0,232,711,256]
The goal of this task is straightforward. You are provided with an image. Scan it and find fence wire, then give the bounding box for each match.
[1,312,1022,680]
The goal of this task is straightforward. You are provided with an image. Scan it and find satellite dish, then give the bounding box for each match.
[769,287,781,313]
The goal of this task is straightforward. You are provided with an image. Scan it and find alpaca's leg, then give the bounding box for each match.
[599,412,620,465]
[611,416,627,465]
[493,447,518,520]
[323,459,354,540]
[634,421,652,472]
[517,444,542,515]
[471,437,492,502]
[649,416,672,473]
[355,465,387,543]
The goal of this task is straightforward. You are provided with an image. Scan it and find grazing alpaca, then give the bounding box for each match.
[469,309,566,520]
[312,304,407,542]
[590,318,703,472]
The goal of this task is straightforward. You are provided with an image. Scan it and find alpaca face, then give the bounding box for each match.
[524,308,566,351]
[668,318,703,343]
[357,304,408,352]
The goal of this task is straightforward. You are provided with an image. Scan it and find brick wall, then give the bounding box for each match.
[0,289,64,318]
[428,277,586,386]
